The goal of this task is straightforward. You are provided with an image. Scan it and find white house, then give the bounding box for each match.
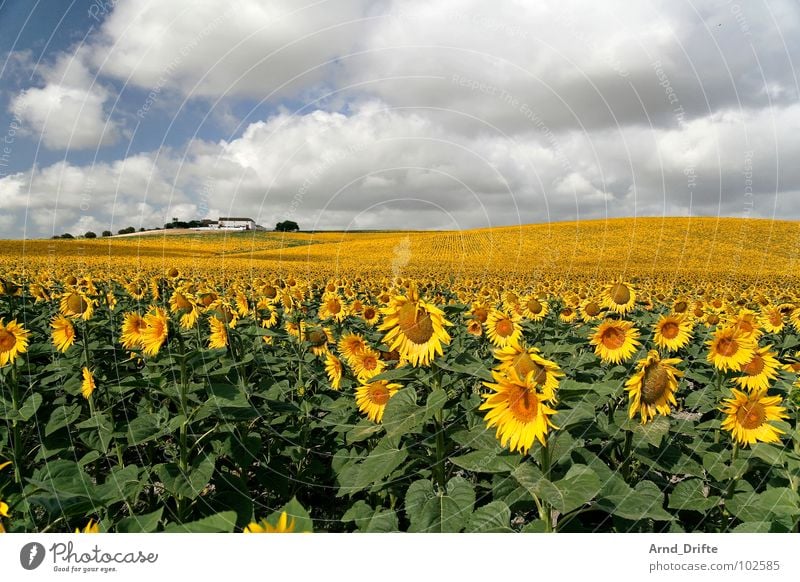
[218,217,256,230]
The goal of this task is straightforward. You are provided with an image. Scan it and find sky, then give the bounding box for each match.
[0,0,798,239]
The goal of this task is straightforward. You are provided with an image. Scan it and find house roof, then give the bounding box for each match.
[218,217,254,222]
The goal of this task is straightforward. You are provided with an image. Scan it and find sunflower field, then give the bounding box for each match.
[1,217,799,533]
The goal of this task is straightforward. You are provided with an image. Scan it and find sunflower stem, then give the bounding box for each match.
[176,334,189,522]
[9,360,23,487]
[434,408,446,491]
[724,442,740,500]
[621,429,633,481]
[540,443,553,532]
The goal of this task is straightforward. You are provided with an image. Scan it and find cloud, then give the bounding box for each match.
[10,51,120,150]
[3,101,799,238]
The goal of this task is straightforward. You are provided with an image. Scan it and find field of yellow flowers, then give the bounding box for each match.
[0,216,799,533]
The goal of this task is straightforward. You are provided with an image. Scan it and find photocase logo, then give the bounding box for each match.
[20,542,46,570]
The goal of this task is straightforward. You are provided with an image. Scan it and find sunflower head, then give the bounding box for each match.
[706,326,757,372]
[720,387,788,446]
[51,315,76,353]
[356,380,402,423]
[601,280,636,315]
[379,290,451,367]
[81,367,96,400]
[0,319,30,367]
[589,319,641,364]
[625,350,682,424]
[653,313,693,352]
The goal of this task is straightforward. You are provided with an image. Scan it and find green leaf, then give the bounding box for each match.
[450,449,520,474]
[337,438,408,495]
[116,508,163,533]
[18,393,43,421]
[154,453,216,500]
[270,497,313,533]
[163,511,237,533]
[345,420,383,444]
[406,477,475,532]
[727,487,800,521]
[342,501,398,532]
[45,404,82,436]
[531,465,601,515]
[126,413,164,446]
[632,416,670,447]
[76,412,114,454]
[596,480,674,521]
[668,479,719,512]
[466,501,513,532]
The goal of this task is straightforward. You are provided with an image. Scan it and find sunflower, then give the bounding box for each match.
[652,313,693,352]
[259,304,279,329]
[356,380,401,423]
[707,326,756,372]
[466,318,483,337]
[361,305,380,326]
[734,345,780,391]
[120,312,146,350]
[351,347,386,382]
[601,280,636,315]
[304,326,333,357]
[338,332,368,364]
[493,344,563,402]
[81,367,96,400]
[759,306,784,334]
[379,285,451,367]
[720,387,788,446]
[0,460,10,532]
[141,308,169,356]
[51,315,76,353]
[589,319,641,364]
[59,291,94,320]
[243,511,296,533]
[208,317,228,349]
[75,519,100,533]
[0,319,29,367]
[559,306,578,323]
[170,290,200,329]
[325,353,343,390]
[521,296,548,321]
[235,291,250,317]
[579,298,603,322]
[625,350,682,424]
[479,368,557,454]
[470,302,491,324]
[484,309,522,348]
[319,292,347,323]
[726,309,762,340]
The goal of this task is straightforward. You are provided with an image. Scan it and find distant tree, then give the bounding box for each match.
[102,230,112,237]
[275,220,299,232]
[118,226,136,235]
[61,233,74,239]
[84,231,97,239]
[139,227,146,232]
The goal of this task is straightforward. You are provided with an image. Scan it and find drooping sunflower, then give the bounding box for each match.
[120,312,146,350]
[479,368,558,455]
[243,511,297,533]
[493,343,563,403]
[589,319,641,364]
[140,308,169,357]
[466,318,483,337]
[707,326,756,372]
[0,319,29,367]
[351,347,386,382]
[81,367,96,400]
[170,290,200,329]
[235,291,251,318]
[59,291,94,320]
[324,353,343,390]
[208,316,228,350]
[484,309,522,348]
[601,280,636,315]
[652,313,693,352]
[470,302,491,324]
[300,326,330,357]
[720,387,788,446]
[734,345,780,391]
[51,315,76,353]
[355,380,402,423]
[379,285,451,367]
[625,350,682,424]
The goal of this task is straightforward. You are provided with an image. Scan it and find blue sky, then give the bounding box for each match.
[1,0,799,238]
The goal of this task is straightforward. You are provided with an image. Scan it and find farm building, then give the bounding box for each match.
[218,217,256,230]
